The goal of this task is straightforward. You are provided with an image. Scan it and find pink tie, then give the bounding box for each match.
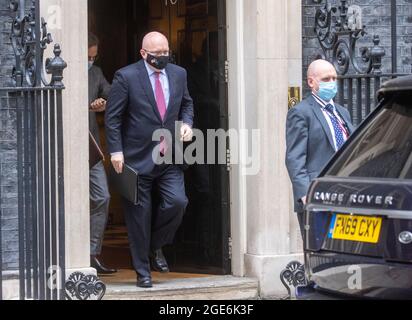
[154,72,168,155]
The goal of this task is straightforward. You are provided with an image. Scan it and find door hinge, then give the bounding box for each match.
[228,237,233,260]
[224,60,229,83]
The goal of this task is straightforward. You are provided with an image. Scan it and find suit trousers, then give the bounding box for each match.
[122,164,188,278]
[90,161,111,256]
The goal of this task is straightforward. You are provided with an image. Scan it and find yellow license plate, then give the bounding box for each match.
[328,214,382,244]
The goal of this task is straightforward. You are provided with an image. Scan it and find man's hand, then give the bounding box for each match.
[90,98,107,112]
[111,153,124,174]
[180,123,193,142]
[301,196,307,205]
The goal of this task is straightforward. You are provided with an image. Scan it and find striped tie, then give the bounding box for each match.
[325,104,345,150]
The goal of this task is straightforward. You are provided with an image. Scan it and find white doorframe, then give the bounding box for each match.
[226,0,247,277]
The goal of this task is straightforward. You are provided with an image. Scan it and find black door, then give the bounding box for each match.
[173,0,231,275]
[89,0,231,275]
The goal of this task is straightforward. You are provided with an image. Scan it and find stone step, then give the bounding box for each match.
[103,276,259,300]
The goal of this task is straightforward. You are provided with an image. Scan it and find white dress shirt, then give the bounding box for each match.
[144,60,170,108]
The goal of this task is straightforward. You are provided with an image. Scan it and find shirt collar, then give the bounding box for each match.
[144,60,167,77]
[312,92,335,109]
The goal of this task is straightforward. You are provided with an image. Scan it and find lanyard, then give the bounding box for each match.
[324,107,349,137]
[312,94,350,137]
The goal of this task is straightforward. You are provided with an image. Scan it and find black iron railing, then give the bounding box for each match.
[336,72,408,126]
[0,0,67,300]
[313,0,409,126]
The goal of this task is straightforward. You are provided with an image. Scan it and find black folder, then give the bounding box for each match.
[108,163,139,205]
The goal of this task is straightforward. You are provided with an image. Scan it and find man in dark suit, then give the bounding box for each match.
[105,32,194,288]
[285,59,355,236]
[88,33,116,274]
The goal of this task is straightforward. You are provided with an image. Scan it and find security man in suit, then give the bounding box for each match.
[105,32,194,288]
[88,33,117,274]
[285,59,355,236]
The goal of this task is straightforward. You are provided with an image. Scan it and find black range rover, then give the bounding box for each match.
[304,75,412,300]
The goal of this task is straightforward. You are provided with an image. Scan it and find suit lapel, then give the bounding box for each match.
[137,60,162,123]
[165,64,177,122]
[309,95,336,149]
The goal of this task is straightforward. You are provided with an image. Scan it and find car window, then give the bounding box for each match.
[326,98,412,179]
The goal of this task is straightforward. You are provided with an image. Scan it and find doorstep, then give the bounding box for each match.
[102,273,259,300]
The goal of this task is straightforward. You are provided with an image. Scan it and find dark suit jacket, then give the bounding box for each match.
[88,65,111,144]
[285,95,355,212]
[105,60,194,175]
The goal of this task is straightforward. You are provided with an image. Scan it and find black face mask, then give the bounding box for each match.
[146,53,169,70]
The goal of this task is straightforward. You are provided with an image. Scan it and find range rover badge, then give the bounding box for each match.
[399,231,412,245]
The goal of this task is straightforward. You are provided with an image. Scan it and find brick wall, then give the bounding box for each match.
[0,0,19,271]
[302,0,412,95]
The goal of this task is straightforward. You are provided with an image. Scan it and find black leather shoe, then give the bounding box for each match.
[137,276,153,288]
[150,249,170,273]
[91,256,117,274]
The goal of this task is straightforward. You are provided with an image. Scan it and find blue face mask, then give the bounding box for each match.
[317,81,338,101]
